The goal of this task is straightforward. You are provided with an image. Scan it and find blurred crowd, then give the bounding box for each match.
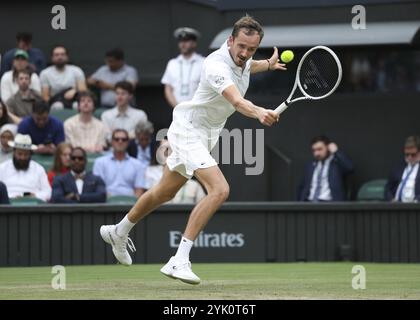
[0,29,206,204]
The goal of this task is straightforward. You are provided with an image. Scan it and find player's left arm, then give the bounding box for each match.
[251,47,287,74]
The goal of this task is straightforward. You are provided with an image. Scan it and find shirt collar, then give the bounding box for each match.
[110,153,130,160]
[116,105,132,117]
[71,170,86,179]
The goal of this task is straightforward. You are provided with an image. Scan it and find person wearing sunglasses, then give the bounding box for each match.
[385,135,420,202]
[51,147,106,203]
[93,128,146,198]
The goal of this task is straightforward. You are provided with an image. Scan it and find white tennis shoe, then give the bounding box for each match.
[100,225,136,266]
[160,256,201,285]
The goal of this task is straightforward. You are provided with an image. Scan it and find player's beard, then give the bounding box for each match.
[13,156,30,171]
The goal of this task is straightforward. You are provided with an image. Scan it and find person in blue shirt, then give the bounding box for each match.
[93,128,146,198]
[298,135,354,202]
[17,100,65,155]
[0,32,46,77]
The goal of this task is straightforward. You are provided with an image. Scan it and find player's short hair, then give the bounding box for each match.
[16,32,32,43]
[115,81,134,95]
[32,100,50,115]
[404,135,420,150]
[106,48,125,61]
[231,15,264,41]
[311,135,330,146]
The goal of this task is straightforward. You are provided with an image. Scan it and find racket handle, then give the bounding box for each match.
[274,101,289,115]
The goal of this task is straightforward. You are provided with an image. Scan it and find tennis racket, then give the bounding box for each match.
[274,45,342,115]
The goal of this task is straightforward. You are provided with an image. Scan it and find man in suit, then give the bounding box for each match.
[298,135,354,202]
[51,147,106,203]
[385,135,420,202]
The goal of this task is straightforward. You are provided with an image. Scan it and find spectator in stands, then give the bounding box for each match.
[40,45,87,110]
[18,100,65,155]
[64,91,107,153]
[101,81,147,140]
[93,129,146,197]
[1,50,41,103]
[128,120,155,166]
[51,147,106,203]
[0,181,10,204]
[0,32,46,77]
[385,135,420,202]
[87,48,138,109]
[144,139,206,203]
[0,99,19,125]
[47,142,72,186]
[0,124,18,163]
[5,69,42,121]
[161,27,204,108]
[0,134,51,201]
[298,135,354,202]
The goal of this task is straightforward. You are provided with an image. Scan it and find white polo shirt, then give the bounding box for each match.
[161,52,204,103]
[171,40,251,149]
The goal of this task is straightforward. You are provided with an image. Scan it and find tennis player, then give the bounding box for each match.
[100,15,286,284]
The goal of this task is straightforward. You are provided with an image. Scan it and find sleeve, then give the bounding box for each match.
[51,176,75,203]
[126,66,138,83]
[17,119,29,134]
[333,150,354,175]
[74,66,86,82]
[30,74,41,94]
[90,66,104,81]
[79,176,107,203]
[134,163,146,189]
[160,61,173,85]
[92,158,104,181]
[205,62,234,95]
[53,121,66,145]
[144,169,152,189]
[5,96,17,113]
[0,74,12,102]
[34,167,52,202]
[63,119,73,145]
[39,70,50,89]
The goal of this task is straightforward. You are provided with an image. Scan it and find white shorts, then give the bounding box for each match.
[166,120,218,179]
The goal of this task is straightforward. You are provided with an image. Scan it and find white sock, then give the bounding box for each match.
[174,236,194,261]
[115,215,135,237]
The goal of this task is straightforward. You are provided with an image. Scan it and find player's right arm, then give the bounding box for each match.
[222,84,279,126]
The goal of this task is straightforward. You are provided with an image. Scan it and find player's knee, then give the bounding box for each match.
[210,184,230,202]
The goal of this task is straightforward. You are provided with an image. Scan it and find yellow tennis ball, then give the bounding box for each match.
[280,50,294,63]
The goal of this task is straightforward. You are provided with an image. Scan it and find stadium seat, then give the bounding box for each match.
[86,152,102,172]
[10,197,46,206]
[31,154,54,171]
[50,109,78,122]
[94,108,107,120]
[356,179,387,201]
[107,195,138,205]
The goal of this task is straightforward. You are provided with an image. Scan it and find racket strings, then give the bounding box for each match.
[299,49,340,98]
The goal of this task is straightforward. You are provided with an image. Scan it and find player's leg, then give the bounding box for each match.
[161,165,229,284]
[100,165,187,265]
